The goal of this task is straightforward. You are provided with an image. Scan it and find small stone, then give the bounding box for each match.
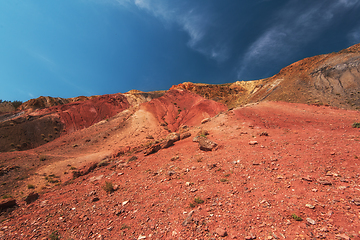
[305,204,315,209]
[182,210,194,226]
[302,176,313,182]
[168,171,176,176]
[137,234,146,239]
[317,178,332,185]
[249,141,258,145]
[319,227,329,232]
[201,118,211,124]
[353,198,360,206]
[91,197,100,202]
[170,156,179,161]
[306,218,316,225]
[245,232,256,239]
[336,233,350,240]
[122,200,129,206]
[215,228,227,237]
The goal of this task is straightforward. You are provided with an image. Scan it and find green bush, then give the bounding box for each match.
[291,214,302,221]
[352,122,360,128]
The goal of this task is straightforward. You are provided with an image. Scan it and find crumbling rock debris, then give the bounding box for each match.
[161,132,180,148]
[144,132,181,155]
[180,132,191,140]
[144,143,162,156]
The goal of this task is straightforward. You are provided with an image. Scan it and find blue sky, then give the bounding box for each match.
[1,0,360,102]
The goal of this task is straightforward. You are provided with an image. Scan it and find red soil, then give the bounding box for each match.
[38,93,130,134]
[141,89,228,132]
[1,101,360,239]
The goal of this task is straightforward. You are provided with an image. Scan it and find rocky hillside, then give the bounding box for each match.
[0,91,165,152]
[171,43,360,110]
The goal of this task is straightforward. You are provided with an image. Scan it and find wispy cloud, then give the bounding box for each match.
[237,1,360,79]
[112,0,229,62]
[348,24,360,45]
[107,0,360,79]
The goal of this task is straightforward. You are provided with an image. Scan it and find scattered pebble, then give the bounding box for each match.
[306,218,316,225]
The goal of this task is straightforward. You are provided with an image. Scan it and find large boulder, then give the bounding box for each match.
[0,198,17,212]
[199,137,217,151]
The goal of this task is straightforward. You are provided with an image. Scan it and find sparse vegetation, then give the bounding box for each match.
[352,122,360,128]
[121,224,130,230]
[103,181,114,193]
[194,197,204,204]
[220,178,228,182]
[2,194,12,199]
[49,230,60,240]
[45,174,60,184]
[190,197,205,208]
[291,214,302,221]
[27,184,35,189]
[39,155,47,161]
